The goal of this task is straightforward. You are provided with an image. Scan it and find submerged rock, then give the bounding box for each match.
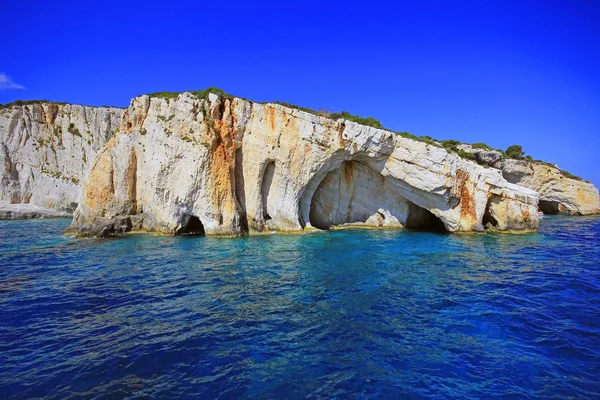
[66,92,540,237]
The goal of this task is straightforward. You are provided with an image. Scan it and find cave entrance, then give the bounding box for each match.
[483,197,499,230]
[261,161,275,221]
[405,202,447,232]
[539,200,560,215]
[176,214,205,236]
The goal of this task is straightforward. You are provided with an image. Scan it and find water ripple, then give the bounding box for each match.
[1,216,599,398]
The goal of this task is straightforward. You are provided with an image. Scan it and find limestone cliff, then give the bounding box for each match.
[67,92,540,237]
[458,145,600,215]
[0,102,124,215]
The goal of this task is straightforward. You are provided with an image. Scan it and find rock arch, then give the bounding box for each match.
[538,199,561,215]
[302,159,448,232]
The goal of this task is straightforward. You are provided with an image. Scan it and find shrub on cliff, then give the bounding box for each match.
[506,145,524,159]
[272,101,321,116]
[328,111,385,130]
[68,123,82,138]
[472,142,493,150]
[440,140,461,152]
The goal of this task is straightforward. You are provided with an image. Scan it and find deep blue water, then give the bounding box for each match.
[1,217,600,399]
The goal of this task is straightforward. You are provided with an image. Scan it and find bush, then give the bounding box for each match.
[471,142,493,150]
[272,101,320,116]
[68,123,82,137]
[417,136,439,146]
[456,149,476,160]
[560,169,583,181]
[329,111,384,130]
[505,145,524,159]
[440,140,461,152]
[395,131,417,140]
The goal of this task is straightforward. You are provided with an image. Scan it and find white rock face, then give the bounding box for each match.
[68,93,540,237]
[0,103,124,215]
[458,144,600,215]
[502,160,600,215]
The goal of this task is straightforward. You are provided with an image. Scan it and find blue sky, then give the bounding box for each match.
[2,1,599,186]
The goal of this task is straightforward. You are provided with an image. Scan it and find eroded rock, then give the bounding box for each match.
[67,93,540,237]
[0,102,124,218]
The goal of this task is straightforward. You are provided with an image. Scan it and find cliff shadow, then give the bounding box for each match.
[234,148,249,233]
[482,197,499,230]
[261,161,276,222]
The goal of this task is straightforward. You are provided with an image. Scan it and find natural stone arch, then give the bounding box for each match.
[307,160,401,229]
[538,199,560,215]
[302,159,450,232]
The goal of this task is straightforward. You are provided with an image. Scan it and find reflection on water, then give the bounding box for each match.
[1,216,599,398]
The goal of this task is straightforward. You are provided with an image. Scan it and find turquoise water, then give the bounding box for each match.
[1,217,599,399]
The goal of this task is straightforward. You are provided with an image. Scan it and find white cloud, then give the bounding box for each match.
[0,73,25,90]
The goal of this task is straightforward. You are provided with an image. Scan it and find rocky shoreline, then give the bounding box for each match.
[0,201,71,220]
[1,91,598,237]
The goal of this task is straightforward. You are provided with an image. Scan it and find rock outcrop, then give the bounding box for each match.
[67,92,540,237]
[502,160,600,215]
[458,144,600,215]
[0,102,124,217]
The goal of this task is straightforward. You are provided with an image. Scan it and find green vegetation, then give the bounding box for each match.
[471,142,493,150]
[68,123,82,138]
[502,144,583,181]
[415,135,440,147]
[140,128,147,135]
[157,114,175,123]
[272,101,320,116]
[0,100,67,110]
[505,145,524,159]
[395,131,417,140]
[559,169,582,181]
[456,149,476,160]
[146,91,182,100]
[440,140,461,152]
[147,87,243,102]
[0,99,124,110]
[437,140,475,160]
[328,111,384,130]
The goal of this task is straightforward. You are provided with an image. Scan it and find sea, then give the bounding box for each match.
[1,216,599,399]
